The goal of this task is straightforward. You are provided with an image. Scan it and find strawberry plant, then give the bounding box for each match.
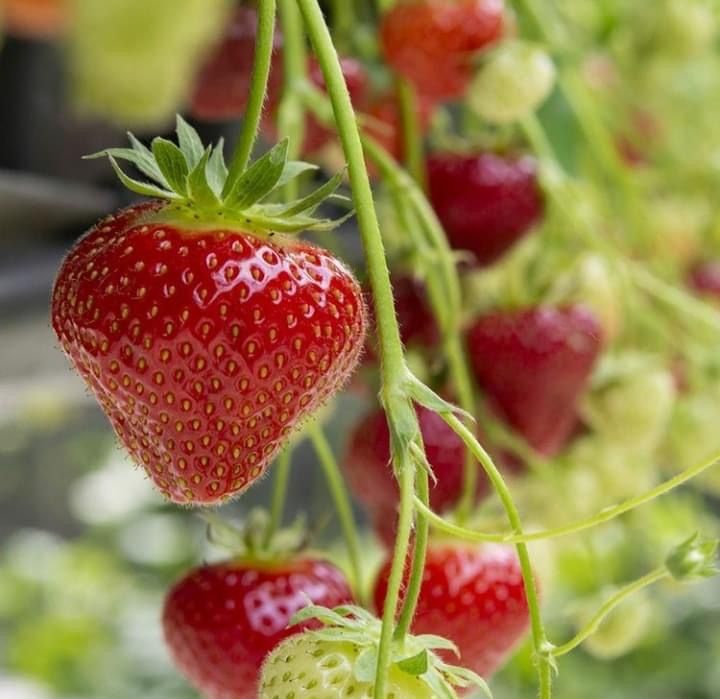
[43,0,720,698]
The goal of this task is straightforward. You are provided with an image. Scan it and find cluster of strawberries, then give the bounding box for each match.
[48,1,674,698]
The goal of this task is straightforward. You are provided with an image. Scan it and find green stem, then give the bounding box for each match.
[225,0,277,193]
[277,0,308,200]
[266,449,293,546]
[307,422,365,600]
[552,567,668,657]
[396,78,427,190]
[442,413,552,699]
[414,450,720,544]
[296,2,421,695]
[394,443,430,640]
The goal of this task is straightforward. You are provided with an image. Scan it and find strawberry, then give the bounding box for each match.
[51,119,367,505]
[689,260,720,301]
[373,543,531,678]
[380,0,505,102]
[344,404,488,544]
[189,5,285,121]
[362,93,436,164]
[427,151,544,265]
[467,40,556,124]
[3,0,66,37]
[163,556,354,699]
[466,305,603,456]
[259,604,487,698]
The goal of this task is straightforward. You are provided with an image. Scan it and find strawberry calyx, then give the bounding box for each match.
[203,508,311,566]
[289,604,492,698]
[665,533,719,581]
[86,115,350,235]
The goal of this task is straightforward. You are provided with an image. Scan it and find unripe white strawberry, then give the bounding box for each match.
[468,41,556,124]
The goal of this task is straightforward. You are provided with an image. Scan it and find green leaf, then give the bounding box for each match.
[85,144,167,187]
[207,139,229,198]
[414,635,459,655]
[353,646,378,683]
[129,133,169,186]
[421,669,457,699]
[275,159,319,189]
[439,664,493,698]
[224,140,289,209]
[107,156,181,200]
[277,171,346,216]
[152,138,189,196]
[397,650,429,677]
[176,115,205,169]
[187,148,221,209]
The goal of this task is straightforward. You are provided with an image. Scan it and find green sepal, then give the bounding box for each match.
[152,137,189,195]
[187,148,221,209]
[666,533,719,581]
[176,115,205,169]
[397,649,429,676]
[89,117,351,235]
[224,139,289,209]
[107,155,182,200]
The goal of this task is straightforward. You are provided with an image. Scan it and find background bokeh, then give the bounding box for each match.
[2,1,720,698]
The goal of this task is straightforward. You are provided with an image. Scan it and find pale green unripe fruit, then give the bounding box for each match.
[69,0,230,127]
[468,41,556,124]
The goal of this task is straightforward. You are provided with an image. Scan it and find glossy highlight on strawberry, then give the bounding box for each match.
[163,557,354,699]
[428,151,544,265]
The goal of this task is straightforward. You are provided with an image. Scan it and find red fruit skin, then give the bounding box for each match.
[467,305,602,457]
[262,57,369,156]
[427,152,544,266]
[381,0,505,101]
[373,544,531,678]
[344,405,488,542]
[163,558,354,699]
[689,260,720,300]
[189,6,284,121]
[51,201,366,505]
[363,95,436,164]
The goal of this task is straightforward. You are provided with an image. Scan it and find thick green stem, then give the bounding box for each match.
[394,443,430,639]
[414,450,720,544]
[396,78,427,190]
[266,449,293,546]
[307,422,365,600]
[296,2,421,695]
[225,0,277,192]
[443,413,553,699]
[277,0,308,200]
[552,568,668,657]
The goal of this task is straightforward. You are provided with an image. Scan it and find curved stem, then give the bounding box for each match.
[394,443,430,639]
[396,78,427,189]
[415,450,720,544]
[296,2,421,695]
[552,567,668,658]
[307,422,364,600]
[225,0,277,192]
[266,449,293,546]
[442,413,552,699]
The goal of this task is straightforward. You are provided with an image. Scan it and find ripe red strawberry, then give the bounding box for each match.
[163,556,354,699]
[363,93,436,164]
[373,543,531,678]
[189,5,284,121]
[466,305,602,456]
[51,121,367,505]
[427,151,544,265]
[689,260,720,301]
[381,0,505,101]
[344,404,488,544]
